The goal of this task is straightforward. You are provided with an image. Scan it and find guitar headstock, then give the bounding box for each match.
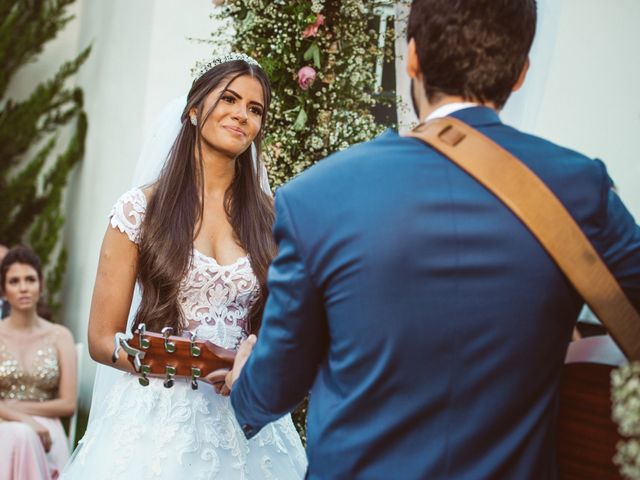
[113,323,236,390]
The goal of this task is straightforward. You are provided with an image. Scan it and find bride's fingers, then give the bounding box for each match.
[234,335,257,371]
[237,335,257,360]
[212,380,230,396]
[227,334,257,389]
[204,368,230,385]
[225,370,234,390]
[218,384,231,396]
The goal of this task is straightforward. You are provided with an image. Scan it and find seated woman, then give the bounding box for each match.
[0,246,77,480]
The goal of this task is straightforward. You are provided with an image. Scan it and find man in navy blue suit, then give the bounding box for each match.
[228,0,640,478]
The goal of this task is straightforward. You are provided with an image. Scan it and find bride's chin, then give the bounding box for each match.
[220,145,247,159]
[202,137,248,159]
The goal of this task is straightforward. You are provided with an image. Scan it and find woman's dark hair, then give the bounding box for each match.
[1,245,43,293]
[407,0,537,109]
[135,60,275,336]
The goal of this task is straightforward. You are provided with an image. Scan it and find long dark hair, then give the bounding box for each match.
[135,60,275,336]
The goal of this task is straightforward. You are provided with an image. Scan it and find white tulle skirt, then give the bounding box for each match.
[60,372,307,480]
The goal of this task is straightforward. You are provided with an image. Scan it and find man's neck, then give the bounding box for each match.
[418,96,495,123]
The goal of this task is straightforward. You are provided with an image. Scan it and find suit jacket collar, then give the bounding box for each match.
[448,106,502,127]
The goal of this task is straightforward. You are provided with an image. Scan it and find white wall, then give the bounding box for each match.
[532,0,640,217]
[24,0,220,402]
[396,0,640,218]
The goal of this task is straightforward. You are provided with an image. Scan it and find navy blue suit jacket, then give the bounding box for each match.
[232,107,640,479]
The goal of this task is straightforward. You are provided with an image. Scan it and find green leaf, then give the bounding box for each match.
[293,108,307,131]
[303,43,321,69]
[282,105,301,115]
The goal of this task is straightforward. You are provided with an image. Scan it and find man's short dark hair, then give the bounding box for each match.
[407,0,537,109]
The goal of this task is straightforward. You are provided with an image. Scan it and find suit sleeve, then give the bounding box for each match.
[231,189,327,438]
[592,159,640,308]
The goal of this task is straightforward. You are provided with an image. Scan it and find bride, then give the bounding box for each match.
[61,54,307,479]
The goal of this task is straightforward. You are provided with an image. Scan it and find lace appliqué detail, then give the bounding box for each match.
[107,188,258,350]
[183,252,259,350]
[109,188,147,244]
[67,374,307,479]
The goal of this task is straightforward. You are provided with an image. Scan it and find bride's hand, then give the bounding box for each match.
[214,381,231,396]
[225,334,257,391]
[204,368,231,396]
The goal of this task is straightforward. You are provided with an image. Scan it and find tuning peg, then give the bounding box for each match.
[111,334,121,363]
[191,367,201,390]
[133,352,142,372]
[164,365,176,388]
[161,327,176,353]
[138,323,150,349]
[139,365,150,387]
[189,331,201,357]
[113,333,146,370]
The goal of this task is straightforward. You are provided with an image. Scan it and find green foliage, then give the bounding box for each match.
[0,0,89,316]
[206,0,396,187]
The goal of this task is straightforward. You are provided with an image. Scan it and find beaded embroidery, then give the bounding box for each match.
[0,338,60,401]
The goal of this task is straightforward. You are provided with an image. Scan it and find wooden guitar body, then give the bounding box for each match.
[557,335,626,479]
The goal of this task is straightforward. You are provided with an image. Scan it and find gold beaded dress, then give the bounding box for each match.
[0,333,70,479]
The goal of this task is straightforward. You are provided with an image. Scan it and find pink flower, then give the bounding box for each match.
[302,14,325,38]
[297,66,317,90]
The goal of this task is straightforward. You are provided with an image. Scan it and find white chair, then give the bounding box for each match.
[67,342,84,450]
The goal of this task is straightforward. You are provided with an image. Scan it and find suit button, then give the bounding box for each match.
[242,424,253,435]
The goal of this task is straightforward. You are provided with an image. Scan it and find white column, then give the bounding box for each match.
[394,1,416,133]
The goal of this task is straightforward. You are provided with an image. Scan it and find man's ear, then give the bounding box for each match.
[512,57,530,93]
[406,38,421,80]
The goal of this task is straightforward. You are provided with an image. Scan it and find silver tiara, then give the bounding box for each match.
[191,53,261,81]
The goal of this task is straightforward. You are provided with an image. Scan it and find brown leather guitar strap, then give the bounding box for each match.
[406,116,640,361]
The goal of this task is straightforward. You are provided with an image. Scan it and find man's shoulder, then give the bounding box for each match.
[510,127,592,161]
[502,125,607,182]
[279,129,423,196]
[455,107,600,171]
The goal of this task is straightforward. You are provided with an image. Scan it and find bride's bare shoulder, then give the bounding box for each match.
[140,184,157,202]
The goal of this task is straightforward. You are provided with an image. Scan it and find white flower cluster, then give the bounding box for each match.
[311,0,324,13]
[612,362,640,479]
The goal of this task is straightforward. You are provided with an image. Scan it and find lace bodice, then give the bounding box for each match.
[0,336,60,401]
[109,188,258,349]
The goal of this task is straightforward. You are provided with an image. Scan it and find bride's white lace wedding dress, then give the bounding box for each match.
[61,188,307,480]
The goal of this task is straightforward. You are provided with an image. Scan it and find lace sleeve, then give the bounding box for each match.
[108,188,147,244]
